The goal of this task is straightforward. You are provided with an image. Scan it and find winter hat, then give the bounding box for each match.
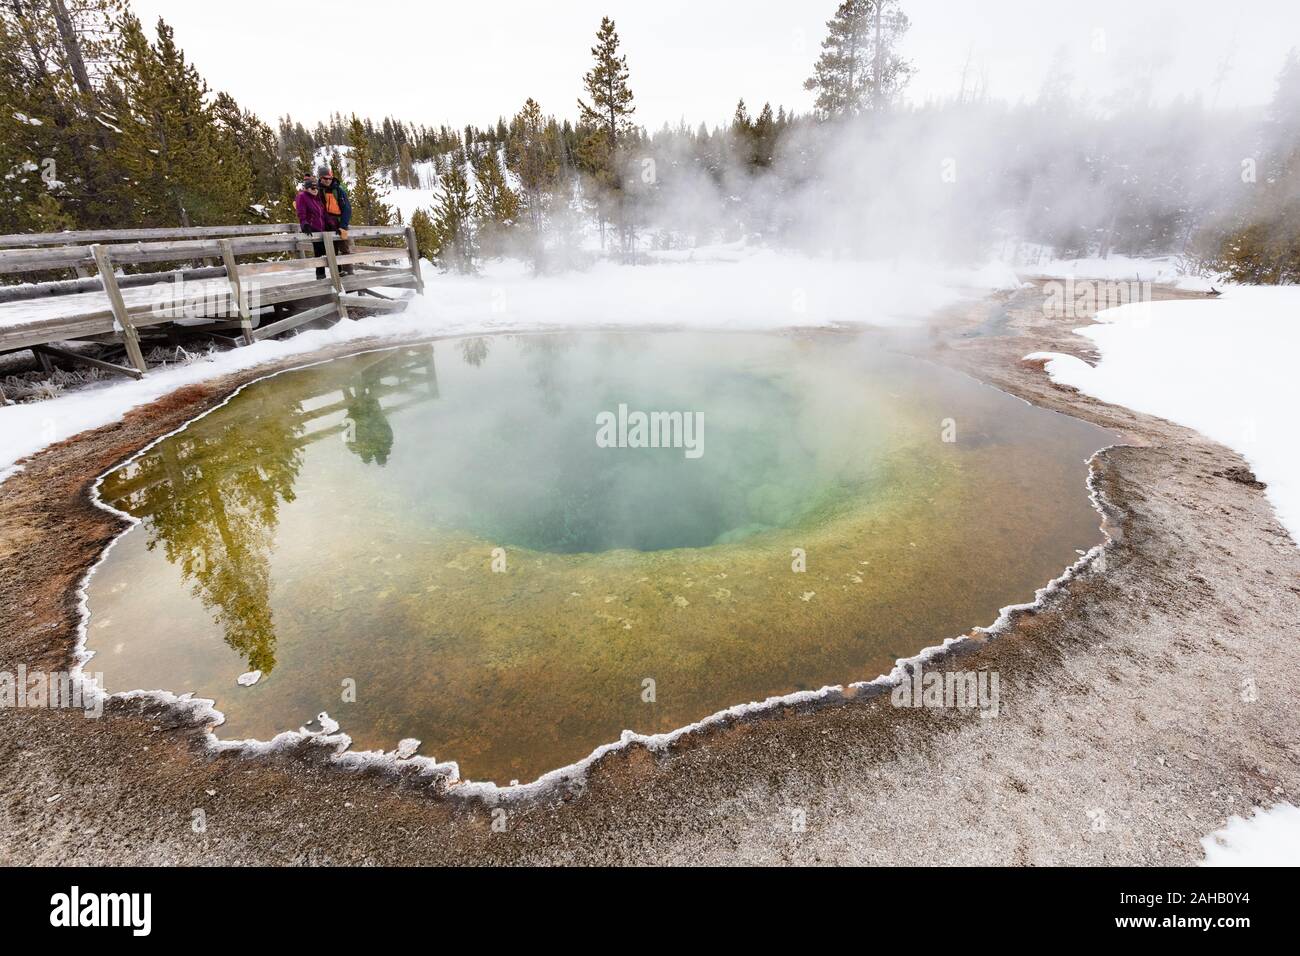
[301,174,318,188]
[316,166,333,178]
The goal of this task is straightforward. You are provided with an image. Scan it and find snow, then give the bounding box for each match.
[387,183,437,226]
[1027,284,1300,865]
[1,253,1019,484]
[301,711,339,735]
[385,158,440,225]
[1021,253,1216,292]
[312,144,353,179]
[1201,804,1300,866]
[966,259,1031,292]
[1002,242,1218,292]
[5,161,39,180]
[643,241,750,263]
[1027,286,1300,543]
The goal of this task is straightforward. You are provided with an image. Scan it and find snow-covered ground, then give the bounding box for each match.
[1001,242,1218,291]
[1028,284,1300,865]
[1029,286,1300,545]
[1022,254,1208,287]
[0,251,1021,483]
[387,183,437,226]
[384,158,439,225]
[1201,803,1300,866]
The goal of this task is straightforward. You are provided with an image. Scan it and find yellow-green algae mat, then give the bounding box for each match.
[86,332,1113,784]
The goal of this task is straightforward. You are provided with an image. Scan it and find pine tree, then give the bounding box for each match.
[1208,52,1300,283]
[213,92,288,219]
[0,14,69,233]
[508,98,564,269]
[1262,50,1300,184]
[804,0,912,118]
[577,17,636,146]
[0,0,129,232]
[544,117,583,270]
[346,114,393,226]
[430,161,477,272]
[732,99,753,134]
[398,142,417,188]
[473,147,520,257]
[731,98,755,167]
[576,17,637,254]
[112,16,253,226]
[753,102,777,168]
[410,207,438,262]
[576,127,617,251]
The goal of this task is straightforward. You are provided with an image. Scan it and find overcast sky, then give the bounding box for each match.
[131,0,1300,130]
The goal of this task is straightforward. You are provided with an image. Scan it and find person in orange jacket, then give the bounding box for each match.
[316,166,353,275]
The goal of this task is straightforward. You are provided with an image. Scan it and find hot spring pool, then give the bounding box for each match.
[85,332,1114,783]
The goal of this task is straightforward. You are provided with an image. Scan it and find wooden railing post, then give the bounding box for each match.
[90,243,148,374]
[405,226,425,294]
[321,231,349,321]
[218,239,255,346]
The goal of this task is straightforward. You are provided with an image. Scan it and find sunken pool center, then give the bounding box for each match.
[86,332,1114,784]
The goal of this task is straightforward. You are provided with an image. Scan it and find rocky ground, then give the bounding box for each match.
[1,279,1297,865]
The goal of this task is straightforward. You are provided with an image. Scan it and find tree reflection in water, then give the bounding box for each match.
[342,364,396,467]
[98,346,438,674]
[458,336,490,368]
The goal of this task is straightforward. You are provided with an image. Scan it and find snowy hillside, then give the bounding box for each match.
[312,144,505,228]
[385,158,438,225]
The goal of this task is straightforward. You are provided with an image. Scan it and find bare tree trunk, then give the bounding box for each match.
[846,27,857,114]
[50,0,95,102]
[872,1,884,111]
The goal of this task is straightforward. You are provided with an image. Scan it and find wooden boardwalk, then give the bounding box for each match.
[0,223,425,400]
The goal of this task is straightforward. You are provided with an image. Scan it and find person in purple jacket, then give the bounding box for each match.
[293,175,327,279]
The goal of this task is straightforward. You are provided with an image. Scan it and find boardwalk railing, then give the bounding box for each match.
[0,223,311,248]
[0,223,425,389]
